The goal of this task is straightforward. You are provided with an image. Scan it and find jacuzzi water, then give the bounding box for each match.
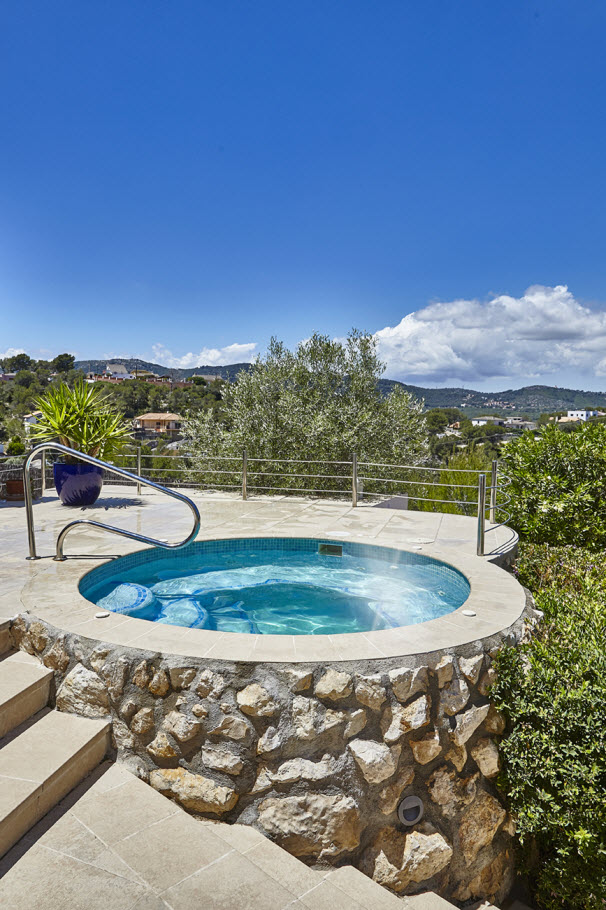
[80,538,470,635]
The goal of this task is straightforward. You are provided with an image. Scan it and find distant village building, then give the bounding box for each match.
[133,412,183,437]
[471,416,506,427]
[566,409,603,421]
[23,411,42,433]
[104,363,134,380]
[503,418,538,431]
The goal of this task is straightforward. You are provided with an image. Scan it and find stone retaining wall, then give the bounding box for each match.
[10,598,539,906]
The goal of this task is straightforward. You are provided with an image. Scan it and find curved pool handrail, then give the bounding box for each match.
[23,442,201,561]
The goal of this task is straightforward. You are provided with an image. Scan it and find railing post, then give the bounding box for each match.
[23,454,38,559]
[40,450,46,496]
[352,453,358,507]
[489,459,498,523]
[242,449,247,500]
[136,447,142,495]
[476,473,486,556]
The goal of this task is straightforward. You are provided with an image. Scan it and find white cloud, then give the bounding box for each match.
[1,347,26,359]
[374,285,606,384]
[150,342,258,369]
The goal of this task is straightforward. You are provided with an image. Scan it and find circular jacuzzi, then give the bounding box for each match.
[79,537,470,636]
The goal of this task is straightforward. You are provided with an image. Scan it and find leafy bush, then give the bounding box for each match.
[504,423,606,546]
[493,543,606,909]
[6,435,25,455]
[416,446,492,515]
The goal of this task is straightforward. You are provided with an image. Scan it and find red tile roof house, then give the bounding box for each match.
[133,412,183,437]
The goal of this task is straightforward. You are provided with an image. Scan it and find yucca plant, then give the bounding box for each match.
[30,380,132,462]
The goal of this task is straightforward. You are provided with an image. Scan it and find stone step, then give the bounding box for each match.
[0,709,110,858]
[404,890,461,909]
[323,866,460,910]
[0,618,12,656]
[0,651,53,738]
[323,865,411,908]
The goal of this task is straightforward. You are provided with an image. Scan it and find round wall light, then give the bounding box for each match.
[397,796,424,827]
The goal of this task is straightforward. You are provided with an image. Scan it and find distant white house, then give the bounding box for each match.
[567,409,603,421]
[471,416,505,427]
[23,411,42,434]
[104,363,134,380]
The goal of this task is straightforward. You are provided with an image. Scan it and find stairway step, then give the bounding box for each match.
[404,892,460,909]
[323,865,405,908]
[0,619,12,657]
[0,709,110,858]
[0,652,53,738]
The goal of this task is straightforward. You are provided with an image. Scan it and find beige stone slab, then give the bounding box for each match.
[404,891,460,909]
[292,636,343,663]
[113,811,232,892]
[0,711,109,784]
[0,678,51,739]
[243,836,322,897]
[324,866,403,909]
[0,842,151,909]
[161,849,296,909]
[0,777,39,831]
[69,776,179,846]
[253,634,297,663]
[211,821,268,852]
[328,632,387,661]
[298,879,367,910]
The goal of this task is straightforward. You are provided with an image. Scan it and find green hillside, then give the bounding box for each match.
[74,358,252,383]
[74,360,606,416]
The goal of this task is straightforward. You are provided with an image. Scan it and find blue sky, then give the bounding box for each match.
[1,1,606,389]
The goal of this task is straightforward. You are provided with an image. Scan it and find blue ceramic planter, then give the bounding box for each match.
[53,463,103,506]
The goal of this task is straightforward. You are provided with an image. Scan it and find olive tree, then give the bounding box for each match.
[183,331,429,496]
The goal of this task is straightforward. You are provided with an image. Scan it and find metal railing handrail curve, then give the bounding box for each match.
[23,442,201,561]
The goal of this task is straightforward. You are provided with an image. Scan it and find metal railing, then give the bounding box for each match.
[14,444,511,559]
[111,448,510,556]
[23,443,201,561]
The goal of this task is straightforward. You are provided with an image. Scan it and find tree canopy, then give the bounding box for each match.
[184,331,428,494]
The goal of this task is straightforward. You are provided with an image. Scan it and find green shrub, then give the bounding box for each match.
[6,435,25,455]
[505,423,606,546]
[512,543,606,595]
[493,544,606,909]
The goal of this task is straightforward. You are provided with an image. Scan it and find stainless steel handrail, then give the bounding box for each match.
[23,443,201,561]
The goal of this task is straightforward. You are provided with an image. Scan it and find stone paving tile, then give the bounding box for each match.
[242,836,322,897]
[160,849,298,910]
[0,843,152,910]
[112,811,232,893]
[68,775,180,845]
[297,879,367,910]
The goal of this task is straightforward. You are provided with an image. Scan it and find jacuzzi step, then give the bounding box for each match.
[0,709,110,858]
[0,651,53,738]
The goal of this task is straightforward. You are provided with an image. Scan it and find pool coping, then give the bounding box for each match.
[19,529,526,664]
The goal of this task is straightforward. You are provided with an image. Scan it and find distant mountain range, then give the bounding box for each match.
[74,359,606,416]
[74,358,251,383]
